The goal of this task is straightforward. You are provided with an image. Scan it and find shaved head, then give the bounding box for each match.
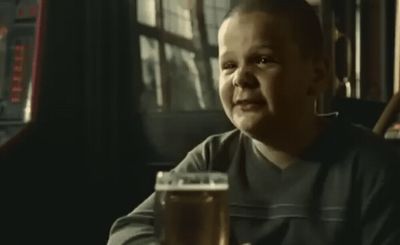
[224,0,324,61]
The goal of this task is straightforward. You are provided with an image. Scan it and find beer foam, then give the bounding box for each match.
[155,183,228,191]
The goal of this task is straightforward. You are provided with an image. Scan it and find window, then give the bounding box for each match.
[163,0,193,39]
[165,43,203,110]
[210,57,220,91]
[139,35,162,110]
[137,0,156,27]
[203,0,230,45]
[132,0,232,112]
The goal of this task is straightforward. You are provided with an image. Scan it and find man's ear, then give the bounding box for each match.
[307,57,329,97]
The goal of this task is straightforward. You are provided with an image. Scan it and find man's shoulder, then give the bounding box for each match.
[204,128,242,144]
[192,129,242,156]
[338,121,394,153]
[332,120,399,171]
[186,129,245,171]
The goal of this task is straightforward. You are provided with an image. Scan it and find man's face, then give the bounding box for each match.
[218,11,324,140]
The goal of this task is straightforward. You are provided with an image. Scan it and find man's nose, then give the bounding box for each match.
[232,66,258,88]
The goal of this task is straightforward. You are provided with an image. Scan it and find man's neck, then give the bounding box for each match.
[252,116,327,170]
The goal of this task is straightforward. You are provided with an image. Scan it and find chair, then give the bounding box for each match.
[331,97,386,129]
[373,92,400,136]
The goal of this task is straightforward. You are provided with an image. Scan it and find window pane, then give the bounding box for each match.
[163,0,193,39]
[139,35,162,111]
[165,43,204,111]
[216,0,230,9]
[306,0,321,5]
[208,28,218,45]
[210,57,222,109]
[204,0,214,7]
[203,0,231,45]
[217,10,227,25]
[137,0,156,27]
[204,6,216,26]
[210,57,219,91]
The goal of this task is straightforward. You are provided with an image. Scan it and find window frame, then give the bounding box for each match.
[131,0,232,112]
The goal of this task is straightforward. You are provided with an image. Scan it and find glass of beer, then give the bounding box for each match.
[155,171,229,245]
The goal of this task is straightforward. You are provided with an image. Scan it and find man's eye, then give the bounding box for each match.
[222,62,236,70]
[256,56,273,65]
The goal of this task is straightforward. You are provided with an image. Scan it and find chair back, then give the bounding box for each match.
[373,92,400,136]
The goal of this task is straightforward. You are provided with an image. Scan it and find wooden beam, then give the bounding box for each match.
[394,0,400,93]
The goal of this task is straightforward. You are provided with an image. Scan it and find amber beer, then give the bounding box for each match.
[155,172,229,245]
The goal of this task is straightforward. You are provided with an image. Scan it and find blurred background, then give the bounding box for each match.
[0,0,399,244]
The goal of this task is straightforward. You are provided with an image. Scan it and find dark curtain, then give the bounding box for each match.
[1,0,151,244]
[82,0,152,242]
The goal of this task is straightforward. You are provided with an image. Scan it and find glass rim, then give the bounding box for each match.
[155,171,228,191]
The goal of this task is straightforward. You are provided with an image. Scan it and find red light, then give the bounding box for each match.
[10,85,23,103]
[11,93,22,103]
[11,97,21,103]
[14,57,23,62]
[15,45,25,52]
[12,75,22,82]
[13,59,23,67]
[11,85,23,93]
[18,8,24,17]
[9,42,27,103]
[13,65,24,72]
[30,5,38,17]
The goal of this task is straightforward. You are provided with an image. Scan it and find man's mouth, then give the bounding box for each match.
[234,99,265,110]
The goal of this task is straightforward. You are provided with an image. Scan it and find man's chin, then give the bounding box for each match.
[237,123,281,142]
[237,124,265,139]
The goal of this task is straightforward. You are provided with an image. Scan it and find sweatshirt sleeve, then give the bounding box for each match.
[106,144,209,245]
[359,146,400,245]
